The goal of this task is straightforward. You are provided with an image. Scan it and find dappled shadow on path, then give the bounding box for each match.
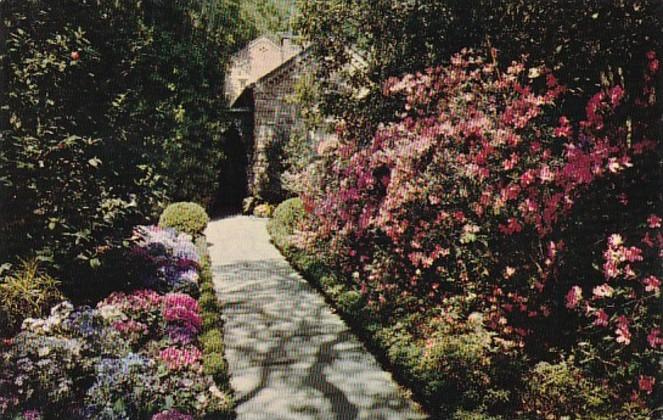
[213,258,423,420]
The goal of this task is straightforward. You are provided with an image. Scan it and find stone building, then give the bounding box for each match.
[219,33,316,208]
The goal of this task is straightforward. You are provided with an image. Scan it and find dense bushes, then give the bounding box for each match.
[275,48,661,417]
[0,0,164,291]
[195,238,232,405]
[159,202,210,237]
[0,0,233,292]
[297,0,663,135]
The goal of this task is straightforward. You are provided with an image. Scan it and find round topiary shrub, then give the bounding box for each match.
[159,202,209,236]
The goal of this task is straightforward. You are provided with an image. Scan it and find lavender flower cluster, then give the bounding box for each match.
[132,226,201,295]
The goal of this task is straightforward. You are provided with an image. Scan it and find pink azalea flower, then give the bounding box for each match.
[499,218,523,235]
[593,309,609,327]
[553,116,572,138]
[647,214,661,229]
[615,316,631,345]
[565,286,582,309]
[609,85,624,108]
[592,283,614,298]
[643,275,661,293]
[638,375,655,394]
[647,329,662,348]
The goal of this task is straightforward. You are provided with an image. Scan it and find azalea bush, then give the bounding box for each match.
[0,225,232,419]
[297,49,661,415]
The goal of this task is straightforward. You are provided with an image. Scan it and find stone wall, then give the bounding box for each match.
[249,50,312,203]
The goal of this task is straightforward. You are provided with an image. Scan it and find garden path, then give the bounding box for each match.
[205,215,426,420]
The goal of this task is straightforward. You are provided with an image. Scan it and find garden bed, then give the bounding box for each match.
[0,225,234,420]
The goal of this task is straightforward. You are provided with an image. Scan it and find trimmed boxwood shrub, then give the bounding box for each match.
[203,352,228,384]
[159,202,210,236]
[201,330,225,354]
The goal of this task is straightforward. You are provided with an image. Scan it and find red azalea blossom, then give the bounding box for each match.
[565,286,582,309]
[638,375,655,394]
[647,329,663,348]
[647,214,661,228]
[643,275,660,293]
[593,309,609,327]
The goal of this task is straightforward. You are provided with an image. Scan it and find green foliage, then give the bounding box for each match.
[240,0,297,38]
[203,352,228,384]
[201,388,234,420]
[520,359,613,419]
[200,330,225,354]
[415,317,522,416]
[198,291,219,312]
[0,0,165,290]
[0,0,240,292]
[159,202,210,236]
[336,290,363,316]
[201,307,222,332]
[0,259,63,336]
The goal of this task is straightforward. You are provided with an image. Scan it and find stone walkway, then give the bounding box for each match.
[205,215,426,420]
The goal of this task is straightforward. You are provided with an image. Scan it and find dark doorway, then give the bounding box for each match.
[214,125,248,214]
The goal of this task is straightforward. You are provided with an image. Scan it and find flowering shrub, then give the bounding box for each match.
[298,49,661,414]
[0,225,232,418]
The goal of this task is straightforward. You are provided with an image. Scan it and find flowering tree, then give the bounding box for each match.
[299,49,661,410]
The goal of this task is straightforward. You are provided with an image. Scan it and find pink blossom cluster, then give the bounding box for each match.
[112,319,148,336]
[162,293,202,334]
[152,410,193,420]
[566,216,661,400]
[159,346,202,370]
[100,289,162,313]
[299,49,661,403]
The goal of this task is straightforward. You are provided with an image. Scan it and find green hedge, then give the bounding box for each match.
[194,236,234,418]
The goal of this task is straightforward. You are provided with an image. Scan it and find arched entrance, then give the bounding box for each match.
[214,124,248,213]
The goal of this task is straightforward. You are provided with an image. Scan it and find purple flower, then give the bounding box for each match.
[22,410,42,420]
[152,410,194,420]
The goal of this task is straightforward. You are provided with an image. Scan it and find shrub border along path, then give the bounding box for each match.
[267,199,441,418]
[205,215,425,419]
[195,236,235,414]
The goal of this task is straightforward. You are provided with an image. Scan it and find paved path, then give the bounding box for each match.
[205,215,425,420]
